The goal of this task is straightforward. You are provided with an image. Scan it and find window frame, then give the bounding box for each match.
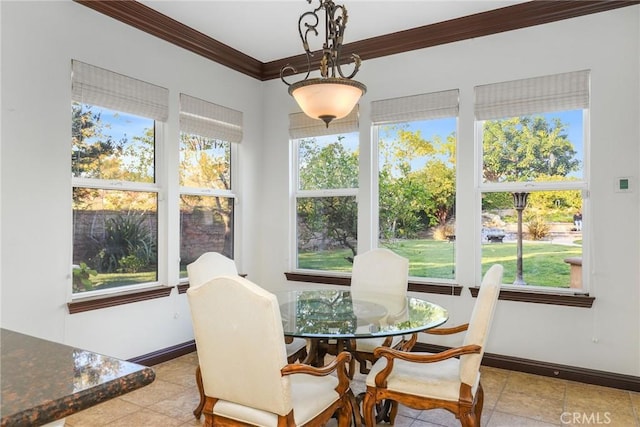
[177,93,243,281]
[371,117,459,285]
[71,119,165,298]
[369,89,460,285]
[475,108,590,293]
[289,133,359,274]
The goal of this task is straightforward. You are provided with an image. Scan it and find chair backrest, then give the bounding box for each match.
[460,264,503,386]
[187,252,238,289]
[351,248,409,297]
[187,275,292,416]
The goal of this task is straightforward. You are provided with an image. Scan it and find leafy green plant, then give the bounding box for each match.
[93,213,156,273]
[73,262,98,292]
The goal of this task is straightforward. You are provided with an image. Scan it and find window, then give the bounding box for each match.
[290,109,359,272]
[71,60,168,294]
[179,94,242,278]
[475,70,589,290]
[372,90,459,281]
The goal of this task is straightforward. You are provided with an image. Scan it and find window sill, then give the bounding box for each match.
[468,286,594,308]
[67,285,173,314]
[284,272,462,296]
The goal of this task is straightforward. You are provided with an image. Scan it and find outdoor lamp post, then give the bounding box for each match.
[512,192,529,285]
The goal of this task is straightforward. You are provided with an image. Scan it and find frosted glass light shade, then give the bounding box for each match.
[289,77,366,126]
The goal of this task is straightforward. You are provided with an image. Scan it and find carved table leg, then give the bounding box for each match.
[302,338,319,365]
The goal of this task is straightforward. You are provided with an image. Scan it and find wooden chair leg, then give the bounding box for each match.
[362,390,377,427]
[193,366,205,419]
[460,399,479,427]
[201,396,216,427]
[389,400,399,425]
[475,383,485,425]
[337,394,353,427]
[460,411,477,427]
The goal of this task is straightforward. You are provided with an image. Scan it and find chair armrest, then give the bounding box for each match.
[422,323,469,335]
[374,343,480,363]
[371,344,481,388]
[282,351,351,394]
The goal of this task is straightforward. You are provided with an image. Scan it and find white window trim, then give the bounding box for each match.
[72,179,160,193]
[179,187,236,198]
[296,188,359,198]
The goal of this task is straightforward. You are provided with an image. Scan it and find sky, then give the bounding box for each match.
[354,110,582,177]
[93,105,584,180]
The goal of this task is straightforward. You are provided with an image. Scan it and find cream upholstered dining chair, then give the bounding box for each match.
[187,275,354,427]
[349,248,411,375]
[362,264,504,427]
[187,252,307,361]
[187,252,307,419]
[187,252,238,289]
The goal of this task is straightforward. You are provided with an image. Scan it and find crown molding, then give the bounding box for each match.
[75,0,638,81]
[74,0,264,79]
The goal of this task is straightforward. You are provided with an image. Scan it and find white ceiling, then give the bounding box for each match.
[139,1,527,62]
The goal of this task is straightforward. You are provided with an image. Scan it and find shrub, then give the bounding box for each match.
[527,216,550,240]
[118,255,146,273]
[433,223,455,241]
[72,262,98,292]
[92,213,156,273]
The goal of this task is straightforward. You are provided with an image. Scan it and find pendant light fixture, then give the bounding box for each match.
[281,0,366,127]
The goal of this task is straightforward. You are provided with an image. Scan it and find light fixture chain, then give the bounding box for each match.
[281,0,366,127]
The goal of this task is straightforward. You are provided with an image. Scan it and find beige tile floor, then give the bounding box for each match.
[65,352,640,427]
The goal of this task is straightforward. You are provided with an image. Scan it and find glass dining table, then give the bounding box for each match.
[275,288,449,341]
[275,288,449,425]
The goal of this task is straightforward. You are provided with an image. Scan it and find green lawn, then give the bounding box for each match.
[299,239,582,288]
[91,271,157,290]
[481,241,581,287]
[87,239,582,290]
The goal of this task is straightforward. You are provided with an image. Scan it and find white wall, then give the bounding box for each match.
[1,1,639,376]
[260,7,640,376]
[0,0,264,359]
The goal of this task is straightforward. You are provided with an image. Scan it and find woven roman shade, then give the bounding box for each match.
[180,94,243,143]
[475,70,590,120]
[371,89,459,125]
[289,106,359,139]
[71,60,169,121]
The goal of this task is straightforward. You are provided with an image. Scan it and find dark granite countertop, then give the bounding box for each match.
[1,328,155,427]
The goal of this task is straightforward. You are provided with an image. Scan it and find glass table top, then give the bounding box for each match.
[275,288,448,339]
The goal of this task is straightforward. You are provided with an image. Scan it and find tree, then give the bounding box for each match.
[179,134,234,258]
[71,103,129,181]
[180,134,230,189]
[411,158,456,226]
[379,126,456,238]
[483,116,580,182]
[298,137,358,190]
